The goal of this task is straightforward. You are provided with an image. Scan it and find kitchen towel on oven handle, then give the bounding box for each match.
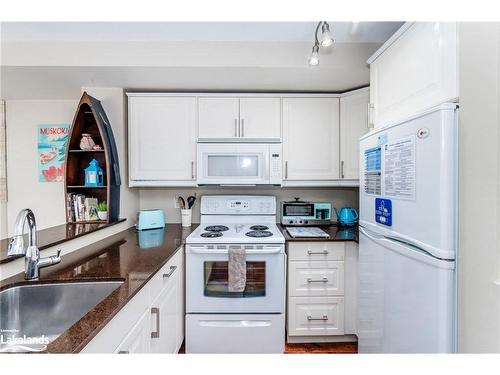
[228,246,246,292]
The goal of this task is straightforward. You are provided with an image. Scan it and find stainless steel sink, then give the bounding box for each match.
[0,280,123,352]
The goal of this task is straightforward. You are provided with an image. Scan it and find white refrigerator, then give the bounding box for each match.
[358,104,457,353]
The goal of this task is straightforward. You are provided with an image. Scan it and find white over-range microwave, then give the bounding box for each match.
[196,143,282,185]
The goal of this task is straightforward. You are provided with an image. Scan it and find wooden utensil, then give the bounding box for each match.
[177,196,186,209]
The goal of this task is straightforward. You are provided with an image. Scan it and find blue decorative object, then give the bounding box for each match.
[84,159,104,187]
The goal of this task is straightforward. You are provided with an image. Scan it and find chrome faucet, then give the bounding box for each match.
[7,209,61,280]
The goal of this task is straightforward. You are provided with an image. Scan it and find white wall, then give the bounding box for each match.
[139,187,359,224]
[0,88,140,279]
[458,22,500,353]
[5,99,77,233]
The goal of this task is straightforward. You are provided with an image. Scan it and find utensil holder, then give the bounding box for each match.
[181,209,192,227]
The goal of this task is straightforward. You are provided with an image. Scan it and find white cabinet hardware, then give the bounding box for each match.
[191,162,195,180]
[307,277,328,283]
[307,314,329,321]
[308,250,328,255]
[151,307,160,339]
[163,265,177,278]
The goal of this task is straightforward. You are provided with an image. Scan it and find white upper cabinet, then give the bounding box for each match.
[128,96,197,187]
[198,98,240,139]
[239,98,281,139]
[340,88,370,180]
[282,98,340,183]
[368,22,458,128]
[198,97,281,141]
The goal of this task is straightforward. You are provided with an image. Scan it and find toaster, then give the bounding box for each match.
[136,209,166,231]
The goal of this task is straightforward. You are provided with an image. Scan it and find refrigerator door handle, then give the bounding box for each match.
[359,226,455,268]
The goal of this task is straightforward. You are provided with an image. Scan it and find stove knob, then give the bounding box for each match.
[304,220,308,224]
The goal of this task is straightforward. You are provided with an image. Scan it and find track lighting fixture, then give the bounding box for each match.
[308,21,334,66]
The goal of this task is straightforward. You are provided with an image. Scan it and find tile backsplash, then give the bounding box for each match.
[139,186,359,224]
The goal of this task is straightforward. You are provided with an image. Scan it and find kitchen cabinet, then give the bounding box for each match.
[128,95,197,187]
[198,98,240,139]
[198,97,281,141]
[239,98,281,139]
[282,98,340,184]
[286,241,357,343]
[114,311,151,354]
[82,248,184,353]
[368,22,458,128]
[340,88,370,180]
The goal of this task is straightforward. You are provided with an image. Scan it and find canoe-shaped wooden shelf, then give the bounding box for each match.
[64,92,121,224]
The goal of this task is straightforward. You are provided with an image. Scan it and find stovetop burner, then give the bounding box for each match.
[204,225,229,232]
[246,230,273,238]
[200,232,223,238]
[249,225,269,231]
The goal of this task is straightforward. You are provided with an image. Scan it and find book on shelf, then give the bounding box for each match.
[66,193,101,223]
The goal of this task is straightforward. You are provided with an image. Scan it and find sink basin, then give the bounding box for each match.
[0,280,123,352]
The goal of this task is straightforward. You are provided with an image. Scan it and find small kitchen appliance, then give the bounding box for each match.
[334,207,359,226]
[281,198,332,226]
[185,195,285,353]
[136,209,165,231]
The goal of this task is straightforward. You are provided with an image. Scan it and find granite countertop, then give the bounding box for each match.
[0,224,197,353]
[280,224,359,243]
[0,219,126,264]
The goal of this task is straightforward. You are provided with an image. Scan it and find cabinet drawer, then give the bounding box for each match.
[148,247,183,304]
[288,261,344,297]
[287,296,344,336]
[287,242,344,261]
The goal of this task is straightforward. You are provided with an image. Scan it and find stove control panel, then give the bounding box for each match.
[227,200,250,210]
[201,195,276,215]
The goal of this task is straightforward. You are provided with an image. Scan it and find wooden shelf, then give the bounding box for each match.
[64,92,121,224]
[69,149,105,153]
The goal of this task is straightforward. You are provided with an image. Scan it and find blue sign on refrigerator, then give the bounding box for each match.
[375,198,392,226]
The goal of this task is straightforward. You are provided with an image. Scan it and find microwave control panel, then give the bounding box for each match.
[269,144,282,185]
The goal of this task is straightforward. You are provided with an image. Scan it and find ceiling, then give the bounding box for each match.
[1,22,403,43]
[0,22,404,99]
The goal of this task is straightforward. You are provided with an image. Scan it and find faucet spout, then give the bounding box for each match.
[7,208,62,279]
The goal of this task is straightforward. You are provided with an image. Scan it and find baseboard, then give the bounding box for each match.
[287,334,358,344]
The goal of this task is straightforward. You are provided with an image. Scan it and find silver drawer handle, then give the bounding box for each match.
[307,250,329,255]
[118,350,129,354]
[163,265,177,278]
[307,314,329,321]
[307,277,328,283]
[151,307,160,338]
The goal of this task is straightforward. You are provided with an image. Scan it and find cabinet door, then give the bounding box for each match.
[282,98,340,181]
[150,264,181,354]
[114,310,151,354]
[239,98,281,139]
[129,97,196,183]
[370,22,458,127]
[340,89,370,179]
[198,98,240,139]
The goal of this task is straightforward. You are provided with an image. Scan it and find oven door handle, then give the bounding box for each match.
[187,247,283,255]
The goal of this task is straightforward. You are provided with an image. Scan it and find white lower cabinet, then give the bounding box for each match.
[286,241,357,343]
[114,311,151,354]
[82,248,184,353]
[288,296,345,337]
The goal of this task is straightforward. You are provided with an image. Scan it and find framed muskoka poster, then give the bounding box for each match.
[38,124,70,182]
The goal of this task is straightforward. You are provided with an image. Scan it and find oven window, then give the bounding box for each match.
[284,204,314,217]
[204,261,266,298]
[207,155,259,177]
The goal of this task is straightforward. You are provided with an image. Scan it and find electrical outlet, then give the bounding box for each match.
[174,196,180,209]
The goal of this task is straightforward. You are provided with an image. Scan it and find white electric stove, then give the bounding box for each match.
[185,195,285,354]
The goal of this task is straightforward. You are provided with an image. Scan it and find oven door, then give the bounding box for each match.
[186,244,285,313]
[197,143,270,185]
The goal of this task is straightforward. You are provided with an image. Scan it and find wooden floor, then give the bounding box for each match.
[178,341,357,354]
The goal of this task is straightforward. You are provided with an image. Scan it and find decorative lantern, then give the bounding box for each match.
[84,159,104,187]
